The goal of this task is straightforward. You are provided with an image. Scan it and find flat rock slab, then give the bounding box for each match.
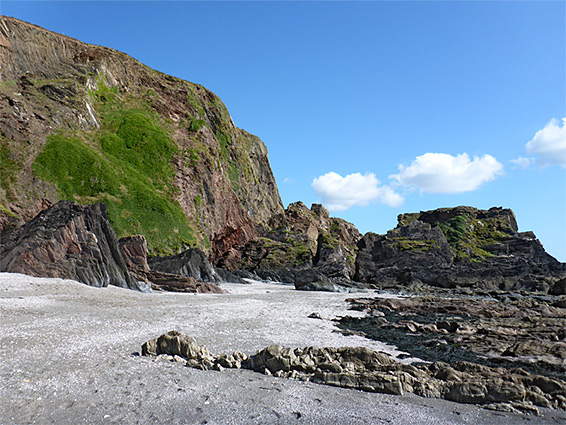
[1,272,565,425]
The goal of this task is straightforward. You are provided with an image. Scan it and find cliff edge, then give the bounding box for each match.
[0,16,284,256]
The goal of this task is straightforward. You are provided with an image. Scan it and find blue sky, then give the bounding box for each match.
[2,1,565,261]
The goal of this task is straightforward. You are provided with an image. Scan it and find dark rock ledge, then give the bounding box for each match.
[142,330,566,415]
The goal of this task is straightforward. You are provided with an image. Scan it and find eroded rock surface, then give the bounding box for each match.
[119,235,224,293]
[218,202,362,289]
[0,200,148,291]
[142,330,566,414]
[148,247,219,282]
[338,293,566,380]
[355,206,565,293]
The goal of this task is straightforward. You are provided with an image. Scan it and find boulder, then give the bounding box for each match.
[294,271,347,292]
[148,248,220,282]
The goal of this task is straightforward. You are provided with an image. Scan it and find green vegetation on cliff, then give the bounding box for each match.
[33,79,197,255]
[390,237,437,252]
[257,236,312,269]
[436,214,508,262]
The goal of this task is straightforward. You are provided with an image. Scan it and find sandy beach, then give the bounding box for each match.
[1,272,564,425]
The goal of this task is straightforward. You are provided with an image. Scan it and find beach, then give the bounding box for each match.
[1,273,564,425]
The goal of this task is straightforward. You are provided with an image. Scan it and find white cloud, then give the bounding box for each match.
[525,117,566,167]
[390,153,503,194]
[311,172,404,211]
[510,156,533,169]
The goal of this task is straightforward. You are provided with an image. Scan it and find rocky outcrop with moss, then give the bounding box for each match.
[355,206,565,293]
[0,16,283,256]
[217,202,362,286]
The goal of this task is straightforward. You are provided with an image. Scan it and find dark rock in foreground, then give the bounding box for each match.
[148,247,220,282]
[0,200,148,291]
[142,330,566,414]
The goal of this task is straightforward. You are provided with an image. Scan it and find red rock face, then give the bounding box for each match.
[0,16,284,257]
[118,235,151,273]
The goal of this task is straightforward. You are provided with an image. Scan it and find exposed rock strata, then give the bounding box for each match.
[142,330,566,414]
[218,202,362,288]
[0,200,148,291]
[338,293,566,380]
[354,206,565,293]
[148,247,220,282]
[118,235,224,293]
[0,16,283,256]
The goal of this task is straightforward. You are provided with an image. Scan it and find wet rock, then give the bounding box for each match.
[338,293,566,381]
[0,200,148,291]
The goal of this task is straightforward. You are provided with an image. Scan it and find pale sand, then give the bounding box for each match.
[0,272,564,424]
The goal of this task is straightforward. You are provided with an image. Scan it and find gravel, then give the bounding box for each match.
[1,272,564,424]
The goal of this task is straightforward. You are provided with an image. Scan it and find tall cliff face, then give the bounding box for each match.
[0,16,284,256]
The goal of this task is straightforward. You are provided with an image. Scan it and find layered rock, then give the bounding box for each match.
[339,294,566,380]
[148,247,219,282]
[0,16,284,257]
[118,235,224,293]
[142,330,566,414]
[355,206,565,293]
[0,200,148,291]
[217,202,362,288]
[355,220,453,286]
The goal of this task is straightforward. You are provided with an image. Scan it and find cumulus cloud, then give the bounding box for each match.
[525,118,566,167]
[311,172,403,211]
[390,153,503,194]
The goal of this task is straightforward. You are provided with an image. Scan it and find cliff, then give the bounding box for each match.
[355,206,565,293]
[0,16,284,256]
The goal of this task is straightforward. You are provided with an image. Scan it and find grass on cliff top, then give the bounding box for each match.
[33,90,197,255]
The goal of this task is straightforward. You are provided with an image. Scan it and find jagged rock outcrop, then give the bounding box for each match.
[355,220,452,286]
[118,235,224,293]
[217,202,362,288]
[355,206,565,293]
[0,16,283,257]
[148,247,220,282]
[0,200,149,291]
[142,330,566,414]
